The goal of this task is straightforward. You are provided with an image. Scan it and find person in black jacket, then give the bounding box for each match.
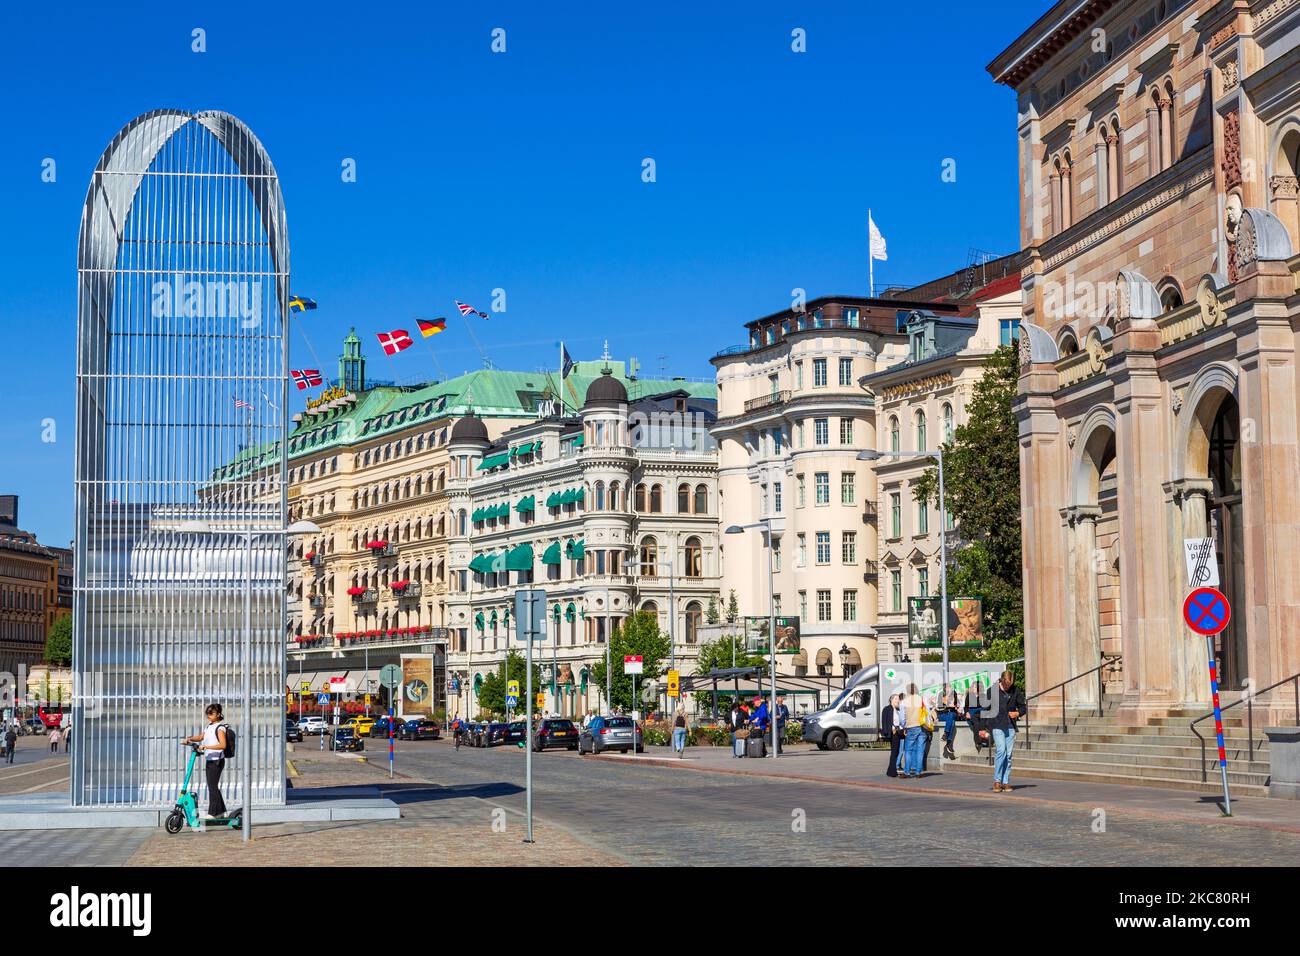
[987,671,1027,792]
[881,693,902,778]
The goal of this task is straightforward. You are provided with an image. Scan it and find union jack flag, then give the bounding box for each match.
[291,369,324,390]
[455,299,489,319]
[234,398,252,410]
[377,329,414,355]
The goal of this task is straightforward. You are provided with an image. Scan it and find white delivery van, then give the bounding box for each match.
[801,662,1006,751]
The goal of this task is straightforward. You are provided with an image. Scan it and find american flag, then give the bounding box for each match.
[291,369,324,390]
[234,398,252,410]
[455,299,489,319]
[377,329,414,355]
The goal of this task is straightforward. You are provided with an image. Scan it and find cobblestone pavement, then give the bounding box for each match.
[127,751,622,867]
[385,739,1300,866]
[0,735,70,796]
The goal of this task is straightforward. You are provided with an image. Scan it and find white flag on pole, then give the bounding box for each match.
[869,213,888,261]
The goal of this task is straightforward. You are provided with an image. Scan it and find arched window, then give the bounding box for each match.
[1159,279,1184,312]
[650,484,663,513]
[915,410,927,451]
[889,416,900,453]
[634,483,647,512]
[942,403,954,443]
[595,481,605,511]
[609,482,620,511]
[457,510,467,536]
[677,483,691,514]
[684,537,703,577]
[694,484,708,515]
[1272,126,1300,248]
[639,537,659,578]
[685,601,702,644]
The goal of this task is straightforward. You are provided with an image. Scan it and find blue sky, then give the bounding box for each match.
[0,0,1037,544]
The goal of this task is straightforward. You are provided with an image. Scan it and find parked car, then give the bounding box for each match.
[399,718,440,740]
[285,717,303,742]
[503,721,527,746]
[369,716,405,738]
[298,716,328,735]
[343,716,376,738]
[534,718,580,751]
[329,727,364,752]
[23,717,47,735]
[578,715,643,755]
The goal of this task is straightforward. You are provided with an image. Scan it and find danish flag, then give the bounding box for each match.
[455,300,489,319]
[377,329,414,355]
[291,369,324,390]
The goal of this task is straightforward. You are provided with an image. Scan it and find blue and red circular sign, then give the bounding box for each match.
[1183,587,1231,636]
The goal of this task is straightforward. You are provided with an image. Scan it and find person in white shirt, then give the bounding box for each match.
[899,685,927,778]
[182,703,229,819]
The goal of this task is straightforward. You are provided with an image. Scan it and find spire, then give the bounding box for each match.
[339,327,366,392]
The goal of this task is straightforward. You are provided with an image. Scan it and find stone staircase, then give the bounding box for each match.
[945,695,1272,797]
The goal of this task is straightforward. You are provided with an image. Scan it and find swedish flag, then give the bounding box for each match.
[289,295,318,313]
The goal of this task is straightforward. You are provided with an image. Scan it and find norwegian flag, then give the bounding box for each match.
[291,369,324,391]
[233,398,252,410]
[455,299,489,319]
[377,329,414,355]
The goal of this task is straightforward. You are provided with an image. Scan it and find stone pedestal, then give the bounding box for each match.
[1264,727,1300,799]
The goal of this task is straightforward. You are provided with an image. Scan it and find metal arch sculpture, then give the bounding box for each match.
[73,110,290,807]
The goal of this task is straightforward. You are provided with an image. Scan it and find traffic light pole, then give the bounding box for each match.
[524,607,535,843]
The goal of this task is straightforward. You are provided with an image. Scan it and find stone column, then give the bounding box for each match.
[1106,134,1120,201]
[1062,505,1102,708]
[1049,172,1061,235]
[1113,348,1176,722]
[1235,272,1300,719]
[1158,95,1174,171]
[1165,478,1215,706]
[1093,142,1109,206]
[1061,166,1073,230]
[1146,104,1162,177]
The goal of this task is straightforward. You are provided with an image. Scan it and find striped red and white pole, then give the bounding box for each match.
[388,703,394,779]
[1206,636,1231,816]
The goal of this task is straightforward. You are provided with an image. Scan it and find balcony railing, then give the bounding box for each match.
[309,595,325,609]
[355,589,378,605]
[308,554,323,568]
[394,582,422,599]
[863,561,879,582]
[744,390,790,413]
[862,501,878,523]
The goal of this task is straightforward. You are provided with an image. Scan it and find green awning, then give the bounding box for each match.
[490,551,507,573]
[565,538,585,561]
[574,487,586,503]
[565,434,585,448]
[546,492,561,508]
[505,543,534,571]
[565,602,576,622]
[469,555,492,574]
[552,603,562,621]
[492,503,508,519]
[541,542,562,565]
[509,447,519,457]
[559,489,576,505]
[515,495,535,514]
[515,442,535,456]
[477,453,510,471]
[474,612,485,632]
[471,508,483,523]
[489,609,498,626]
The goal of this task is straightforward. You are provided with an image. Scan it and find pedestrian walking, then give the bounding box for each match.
[881,693,902,778]
[48,727,61,754]
[989,670,1027,792]
[4,724,15,763]
[899,684,928,778]
[964,681,988,752]
[64,721,73,755]
[671,702,690,757]
[939,684,959,760]
[775,695,790,752]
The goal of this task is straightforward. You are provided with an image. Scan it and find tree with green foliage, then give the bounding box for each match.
[694,634,766,675]
[725,590,739,624]
[476,649,544,719]
[590,611,671,713]
[45,615,72,666]
[912,345,1023,661]
[705,595,720,624]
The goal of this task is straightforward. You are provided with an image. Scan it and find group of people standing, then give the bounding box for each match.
[726,695,790,754]
[881,671,1026,790]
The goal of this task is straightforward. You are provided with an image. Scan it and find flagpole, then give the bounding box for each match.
[558,340,566,415]
[869,207,874,299]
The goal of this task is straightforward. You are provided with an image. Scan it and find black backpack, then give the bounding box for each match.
[219,723,236,759]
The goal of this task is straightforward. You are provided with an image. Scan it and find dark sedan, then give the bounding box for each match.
[534,718,580,751]
[285,717,303,743]
[329,727,364,752]
[399,718,441,740]
[503,721,527,746]
[368,716,406,738]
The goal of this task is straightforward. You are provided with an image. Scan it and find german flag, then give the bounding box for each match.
[417,317,447,338]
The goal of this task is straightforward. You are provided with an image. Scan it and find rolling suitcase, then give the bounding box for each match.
[733,736,746,757]
[746,735,767,758]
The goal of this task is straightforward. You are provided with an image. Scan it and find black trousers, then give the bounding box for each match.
[205,758,227,816]
[886,731,901,776]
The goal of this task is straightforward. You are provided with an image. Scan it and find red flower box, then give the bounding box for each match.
[366,540,388,549]
[347,586,366,596]
[304,551,316,560]
[391,580,410,591]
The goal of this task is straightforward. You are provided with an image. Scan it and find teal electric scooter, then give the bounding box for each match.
[164,742,243,833]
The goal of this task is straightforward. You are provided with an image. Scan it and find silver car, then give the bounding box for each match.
[578,715,643,754]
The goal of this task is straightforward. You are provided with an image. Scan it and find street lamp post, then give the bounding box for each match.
[179,518,320,843]
[858,448,949,687]
[725,520,779,758]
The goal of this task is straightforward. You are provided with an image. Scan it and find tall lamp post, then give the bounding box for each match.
[724,519,779,758]
[180,518,321,843]
[857,448,949,687]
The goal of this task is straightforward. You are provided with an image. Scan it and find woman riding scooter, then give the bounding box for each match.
[182,703,229,819]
